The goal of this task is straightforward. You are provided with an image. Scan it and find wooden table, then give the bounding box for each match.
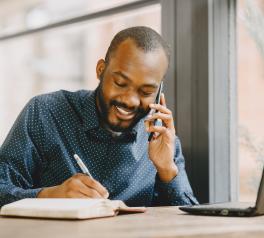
[1,206,264,238]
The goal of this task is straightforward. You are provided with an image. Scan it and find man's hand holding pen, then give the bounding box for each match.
[144,93,178,183]
[38,154,109,199]
[37,173,109,199]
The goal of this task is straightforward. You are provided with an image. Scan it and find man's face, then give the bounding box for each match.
[96,39,168,132]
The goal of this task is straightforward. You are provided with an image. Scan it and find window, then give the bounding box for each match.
[0,0,161,145]
[0,0,143,35]
[238,0,264,202]
[1,0,250,204]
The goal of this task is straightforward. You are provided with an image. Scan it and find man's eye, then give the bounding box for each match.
[114,81,127,88]
[141,91,154,97]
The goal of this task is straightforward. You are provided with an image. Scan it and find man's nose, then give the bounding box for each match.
[121,91,140,109]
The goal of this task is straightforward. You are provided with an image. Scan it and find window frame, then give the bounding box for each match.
[161,0,238,203]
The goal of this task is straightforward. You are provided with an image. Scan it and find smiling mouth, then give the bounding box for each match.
[115,106,136,120]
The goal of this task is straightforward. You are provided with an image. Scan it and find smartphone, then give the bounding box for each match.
[148,81,163,141]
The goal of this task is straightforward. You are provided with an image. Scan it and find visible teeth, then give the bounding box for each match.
[116,106,133,115]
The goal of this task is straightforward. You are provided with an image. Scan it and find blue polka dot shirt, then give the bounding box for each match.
[0,90,198,207]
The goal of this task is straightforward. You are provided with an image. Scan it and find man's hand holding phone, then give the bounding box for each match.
[144,82,178,183]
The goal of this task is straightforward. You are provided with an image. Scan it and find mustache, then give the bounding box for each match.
[110,100,146,114]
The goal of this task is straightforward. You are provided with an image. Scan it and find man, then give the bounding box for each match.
[0,26,198,207]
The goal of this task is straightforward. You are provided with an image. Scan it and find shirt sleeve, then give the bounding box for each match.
[0,98,43,207]
[152,137,199,206]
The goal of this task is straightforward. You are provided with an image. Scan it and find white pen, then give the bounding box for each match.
[73,154,94,179]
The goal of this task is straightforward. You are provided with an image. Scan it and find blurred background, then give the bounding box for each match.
[238,0,264,202]
[0,0,263,203]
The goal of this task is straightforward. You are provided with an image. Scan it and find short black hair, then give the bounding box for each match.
[105,26,170,65]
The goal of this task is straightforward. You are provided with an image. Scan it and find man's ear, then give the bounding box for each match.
[96,59,106,81]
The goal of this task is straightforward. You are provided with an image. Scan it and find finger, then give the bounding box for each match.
[80,187,103,198]
[160,93,167,107]
[144,120,149,131]
[66,175,104,198]
[76,179,104,198]
[78,175,109,198]
[146,113,175,130]
[147,125,167,134]
[152,132,160,140]
[66,191,89,198]
[145,113,172,122]
[78,193,89,198]
[144,118,152,131]
[149,103,171,115]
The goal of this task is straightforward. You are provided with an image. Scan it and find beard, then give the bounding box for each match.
[96,79,150,133]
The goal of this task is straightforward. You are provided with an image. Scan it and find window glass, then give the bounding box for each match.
[0,3,161,145]
[0,0,144,35]
[238,0,264,202]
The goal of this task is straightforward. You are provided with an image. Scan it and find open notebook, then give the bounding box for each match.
[0,198,146,219]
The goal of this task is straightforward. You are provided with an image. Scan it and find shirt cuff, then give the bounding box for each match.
[154,173,199,205]
[1,187,43,207]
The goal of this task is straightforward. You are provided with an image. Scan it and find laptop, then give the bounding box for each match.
[179,167,264,216]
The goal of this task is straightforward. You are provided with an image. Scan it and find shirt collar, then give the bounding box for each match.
[81,89,145,143]
[82,89,100,131]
